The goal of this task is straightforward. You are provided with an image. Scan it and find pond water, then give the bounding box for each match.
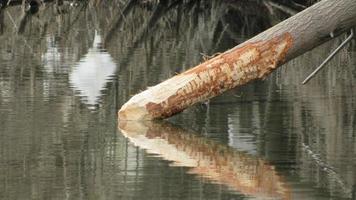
[0,1,356,199]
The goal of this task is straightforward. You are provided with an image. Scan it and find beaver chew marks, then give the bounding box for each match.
[119,33,293,121]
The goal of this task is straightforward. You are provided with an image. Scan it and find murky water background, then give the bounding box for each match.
[0,1,356,199]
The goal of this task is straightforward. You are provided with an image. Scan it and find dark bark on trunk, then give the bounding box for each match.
[240,0,356,63]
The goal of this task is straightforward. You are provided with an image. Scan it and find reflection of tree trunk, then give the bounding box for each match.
[119,120,291,200]
[18,6,30,34]
[0,10,4,35]
[119,0,356,120]
[353,169,356,200]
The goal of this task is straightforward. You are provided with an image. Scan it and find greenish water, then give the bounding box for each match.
[0,1,356,199]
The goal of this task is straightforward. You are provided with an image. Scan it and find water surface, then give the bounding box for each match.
[0,1,356,199]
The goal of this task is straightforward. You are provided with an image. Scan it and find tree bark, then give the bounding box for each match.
[119,0,356,121]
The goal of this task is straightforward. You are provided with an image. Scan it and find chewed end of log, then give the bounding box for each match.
[118,101,151,121]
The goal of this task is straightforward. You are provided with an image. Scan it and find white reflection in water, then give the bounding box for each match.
[42,37,64,74]
[69,31,117,108]
[228,108,259,155]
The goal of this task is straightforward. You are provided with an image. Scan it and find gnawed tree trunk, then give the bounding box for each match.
[119,120,291,199]
[119,0,356,121]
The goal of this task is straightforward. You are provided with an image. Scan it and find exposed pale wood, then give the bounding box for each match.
[119,0,356,121]
[119,121,291,199]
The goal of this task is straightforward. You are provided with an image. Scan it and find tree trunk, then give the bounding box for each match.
[119,0,356,121]
[119,120,291,199]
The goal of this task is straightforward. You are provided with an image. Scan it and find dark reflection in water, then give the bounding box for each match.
[0,0,356,199]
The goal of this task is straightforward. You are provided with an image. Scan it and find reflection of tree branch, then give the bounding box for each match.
[146,0,168,28]
[1,0,22,8]
[0,10,4,34]
[119,120,291,200]
[17,2,30,34]
[301,142,351,195]
[111,0,181,70]
[2,0,55,34]
[5,10,35,53]
[1,0,54,9]
[62,2,88,39]
[212,23,229,53]
[263,0,298,16]
[286,0,307,10]
[103,0,138,47]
